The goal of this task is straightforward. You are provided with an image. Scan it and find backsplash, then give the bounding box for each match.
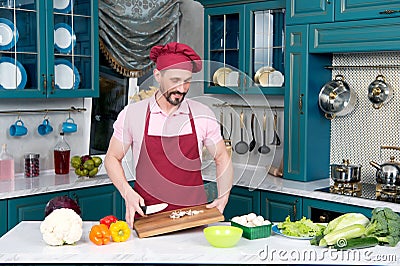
[330,52,400,184]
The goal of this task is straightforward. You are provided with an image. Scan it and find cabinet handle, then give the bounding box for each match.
[379,10,400,14]
[326,0,331,4]
[319,215,327,223]
[292,199,298,218]
[50,74,55,94]
[298,94,304,114]
[42,74,47,94]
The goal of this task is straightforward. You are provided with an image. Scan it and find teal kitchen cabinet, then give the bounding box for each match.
[286,0,400,25]
[7,184,122,230]
[261,191,302,221]
[0,200,7,237]
[199,0,285,95]
[0,0,98,98]
[223,186,261,220]
[302,198,373,223]
[71,185,123,221]
[8,191,65,230]
[283,25,331,182]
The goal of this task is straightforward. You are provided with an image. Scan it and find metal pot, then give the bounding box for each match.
[330,159,362,183]
[370,146,400,186]
[367,74,393,109]
[318,75,357,120]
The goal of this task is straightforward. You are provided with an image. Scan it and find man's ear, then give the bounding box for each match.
[154,69,161,83]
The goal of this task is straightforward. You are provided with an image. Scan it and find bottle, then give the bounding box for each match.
[0,144,15,180]
[54,132,71,174]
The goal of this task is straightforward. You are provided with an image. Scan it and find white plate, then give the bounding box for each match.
[268,71,284,87]
[212,67,232,86]
[54,23,76,53]
[54,0,72,13]
[0,57,27,90]
[0,18,19,50]
[54,59,80,90]
[271,224,313,240]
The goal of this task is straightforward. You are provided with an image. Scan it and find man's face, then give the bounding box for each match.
[155,69,193,106]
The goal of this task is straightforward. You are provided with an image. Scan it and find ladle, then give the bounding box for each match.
[235,111,248,154]
[248,113,256,152]
[258,112,270,154]
[271,112,281,146]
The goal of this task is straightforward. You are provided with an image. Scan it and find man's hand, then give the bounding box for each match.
[123,188,145,228]
[206,193,229,214]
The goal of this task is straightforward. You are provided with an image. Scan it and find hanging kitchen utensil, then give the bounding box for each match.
[367,74,393,109]
[219,110,225,139]
[248,113,256,152]
[370,146,400,186]
[330,159,362,183]
[258,112,270,154]
[270,111,281,146]
[234,111,248,154]
[318,74,357,120]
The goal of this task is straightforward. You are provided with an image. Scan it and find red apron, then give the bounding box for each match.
[134,104,207,211]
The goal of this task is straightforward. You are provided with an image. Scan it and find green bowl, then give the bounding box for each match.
[203,225,243,248]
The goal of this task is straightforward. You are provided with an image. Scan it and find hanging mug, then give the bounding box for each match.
[38,119,53,136]
[62,118,77,133]
[10,119,28,136]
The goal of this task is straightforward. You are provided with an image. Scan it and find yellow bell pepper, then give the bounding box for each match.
[110,220,131,242]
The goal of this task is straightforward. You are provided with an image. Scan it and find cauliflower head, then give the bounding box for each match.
[40,208,83,246]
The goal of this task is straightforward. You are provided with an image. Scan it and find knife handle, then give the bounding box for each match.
[140,205,147,214]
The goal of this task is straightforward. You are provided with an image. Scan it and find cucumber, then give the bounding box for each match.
[334,237,379,250]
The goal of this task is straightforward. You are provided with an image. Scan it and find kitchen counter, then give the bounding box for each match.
[0,163,399,212]
[0,221,399,265]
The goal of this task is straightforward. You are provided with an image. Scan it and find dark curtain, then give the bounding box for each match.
[99,0,180,78]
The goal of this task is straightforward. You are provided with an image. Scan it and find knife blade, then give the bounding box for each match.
[140,203,168,215]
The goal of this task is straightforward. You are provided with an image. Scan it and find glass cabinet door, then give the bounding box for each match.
[0,0,44,97]
[251,8,285,88]
[50,0,97,98]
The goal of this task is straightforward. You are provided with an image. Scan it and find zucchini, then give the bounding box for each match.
[319,224,366,247]
[334,237,379,250]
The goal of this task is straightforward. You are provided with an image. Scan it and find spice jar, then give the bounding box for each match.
[24,153,40,177]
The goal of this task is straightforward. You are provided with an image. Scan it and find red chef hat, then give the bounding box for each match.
[150,42,202,73]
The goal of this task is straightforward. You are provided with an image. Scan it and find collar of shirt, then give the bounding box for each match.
[148,93,190,116]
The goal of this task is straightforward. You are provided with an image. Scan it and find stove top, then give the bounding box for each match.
[315,183,400,204]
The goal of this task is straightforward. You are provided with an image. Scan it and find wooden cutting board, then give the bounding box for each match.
[133,204,224,238]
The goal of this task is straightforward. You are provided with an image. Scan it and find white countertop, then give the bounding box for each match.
[0,163,399,212]
[0,221,399,265]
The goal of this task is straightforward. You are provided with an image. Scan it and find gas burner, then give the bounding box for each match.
[376,184,400,203]
[330,181,362,197]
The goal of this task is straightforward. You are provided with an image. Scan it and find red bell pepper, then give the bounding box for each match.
[100,215,118,228]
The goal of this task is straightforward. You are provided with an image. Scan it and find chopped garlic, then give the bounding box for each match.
[169,209,204,219]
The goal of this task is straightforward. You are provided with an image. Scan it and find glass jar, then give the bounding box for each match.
[24,153,40,178]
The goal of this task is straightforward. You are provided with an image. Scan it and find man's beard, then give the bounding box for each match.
[164,90,187,106]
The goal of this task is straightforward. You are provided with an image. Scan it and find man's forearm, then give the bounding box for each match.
[215,152,233,199]
[104,155,131,200]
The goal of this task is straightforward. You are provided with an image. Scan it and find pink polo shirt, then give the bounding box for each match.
[113,95,222,169]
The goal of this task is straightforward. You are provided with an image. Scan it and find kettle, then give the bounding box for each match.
[370,146,400,186]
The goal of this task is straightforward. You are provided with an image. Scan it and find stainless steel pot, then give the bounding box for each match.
[370,146,400,186]
[330,159,362,183]
[367,75,393,109]
[318,75,357,120]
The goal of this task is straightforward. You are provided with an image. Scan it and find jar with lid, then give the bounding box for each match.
[0,144,14,180]
[54,132,70,174]
[24,153,40,178]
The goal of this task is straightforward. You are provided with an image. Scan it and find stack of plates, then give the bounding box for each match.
[212,67,240,87]
[0,18,19,51]
[0,57,27,90]
[54,0,73,13]
[254,67,284,87]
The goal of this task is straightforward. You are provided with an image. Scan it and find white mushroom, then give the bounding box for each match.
[246,213,257,222]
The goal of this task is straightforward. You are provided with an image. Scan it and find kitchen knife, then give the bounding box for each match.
[140,203,168,215]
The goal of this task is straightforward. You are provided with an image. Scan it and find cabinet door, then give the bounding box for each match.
[245,1,285,95]
[286,0,334,25]
[223,186,261,221]
[204,5,244,95]
[284,25,331,181]
[261,191,302,221]
[7,191,65,230]
[0,200,7,237]
[336,0,400,22]
[48,0,99,98]
[71,185,122,221]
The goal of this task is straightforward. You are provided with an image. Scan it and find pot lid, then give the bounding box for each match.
[330,159,361,168]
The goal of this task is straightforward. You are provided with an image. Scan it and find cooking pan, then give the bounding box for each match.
[330,159,361,183]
